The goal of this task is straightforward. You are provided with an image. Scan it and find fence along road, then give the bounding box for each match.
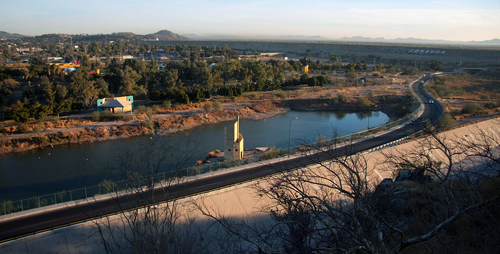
[0,75,441,243]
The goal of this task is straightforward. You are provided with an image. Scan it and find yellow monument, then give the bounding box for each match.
[224,116,244,162]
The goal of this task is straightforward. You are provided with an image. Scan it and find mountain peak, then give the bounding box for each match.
[147,30,189,40]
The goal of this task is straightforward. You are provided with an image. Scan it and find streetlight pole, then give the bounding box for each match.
[289,117,298,157]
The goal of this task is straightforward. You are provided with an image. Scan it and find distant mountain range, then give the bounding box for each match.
[0,31,28,39]
[0,30,189,41]
[339,36,500,46]
[145,30,189,40]
[185,33,500,45]
[1,30,499,46]
[184,33,331,41]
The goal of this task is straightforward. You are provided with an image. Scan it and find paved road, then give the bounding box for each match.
[0,75,443,243]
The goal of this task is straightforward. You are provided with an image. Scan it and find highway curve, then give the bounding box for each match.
[0,75,442,243]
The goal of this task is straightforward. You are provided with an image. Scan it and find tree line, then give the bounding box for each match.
[1,41,421,123]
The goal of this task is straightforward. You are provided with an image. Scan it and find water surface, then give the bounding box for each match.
[0,110,388,200]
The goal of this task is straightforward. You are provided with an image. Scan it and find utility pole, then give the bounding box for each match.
[288,117,298,157]
[105,21,107,46]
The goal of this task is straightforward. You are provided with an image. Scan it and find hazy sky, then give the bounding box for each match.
[1,0,499,41]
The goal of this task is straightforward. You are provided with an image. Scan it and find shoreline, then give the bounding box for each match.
[0,102,403,155]
[0,107,290,155]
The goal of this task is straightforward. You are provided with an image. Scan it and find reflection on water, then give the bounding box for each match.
[0,110,388,200]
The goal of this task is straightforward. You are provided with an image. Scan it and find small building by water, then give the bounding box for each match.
[97,96,134,114]
[224,116,244,162]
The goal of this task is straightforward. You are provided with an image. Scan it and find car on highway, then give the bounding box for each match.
[429,99,434,104]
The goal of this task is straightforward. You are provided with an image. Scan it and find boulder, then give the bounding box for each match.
[395,167,431,183]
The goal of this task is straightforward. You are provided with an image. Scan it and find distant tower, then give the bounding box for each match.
[303,65,309,75]
[224,116,244,162]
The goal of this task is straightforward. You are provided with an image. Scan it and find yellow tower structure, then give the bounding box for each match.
[303,65,309,74]
[224,116,244,162]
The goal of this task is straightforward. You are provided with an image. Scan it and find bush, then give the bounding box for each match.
[121,114,132,121]
[92,111,101,122]
[276,91,287,100]
[163,100,172,109]
[438,114,454,128]
[203,103,212,113]
[152,105,160,113]
[136,106,153,117]
[249,93,261,100]
[33,125,43,134]
[337,93,347,103]
[213,101,223,112]
[17,124,30,134]
[485,101,500,109]
[461,103,483,114]
[101,111,113,119]
[356,97,371,108]
[451,109,461,116]
[141,119,155,130]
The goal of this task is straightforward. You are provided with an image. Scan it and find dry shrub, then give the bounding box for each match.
[250,101,276,112]
[17,124,31,134]
[208,150,220,158]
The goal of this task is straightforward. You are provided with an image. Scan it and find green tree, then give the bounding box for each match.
[337,93,348,103]
[213,101,223,112]
[403,66,419,76]
[8,100,30,123]
[461,102,483,114]
[28,55,48,77]
[118,66,141,95]
[69,70,99,108]
[88,41,101,58]
[40,76,55,108]
[299,74,308,84]
[175,89,190,104]
[387,64,395,74]
[438,114,454,128]
[52,84,71,117]
[162,69,181,87]
[330,55,339,63]
[430,62,443,72]
[203,103,211,113]
[345,71,358,81]
[307,76,319,87]
[2,46,13,60]
[191,62,214,89]
[356,97,371,108]
[95,78,110,98]
[316,75,329,86]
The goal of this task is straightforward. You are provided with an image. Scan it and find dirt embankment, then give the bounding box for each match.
[0,95,410,155]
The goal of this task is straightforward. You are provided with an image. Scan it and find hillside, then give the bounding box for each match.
[146,29,189,40]
[0,31,28,39]
[30,30,189,42]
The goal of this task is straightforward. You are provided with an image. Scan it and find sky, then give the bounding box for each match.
[1,0,499,41]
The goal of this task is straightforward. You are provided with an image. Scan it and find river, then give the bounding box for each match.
[0,110,388,201]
